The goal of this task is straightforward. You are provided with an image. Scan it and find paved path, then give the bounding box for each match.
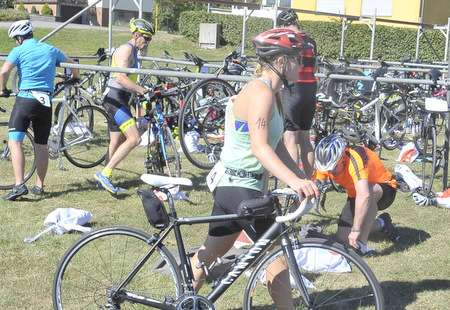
[0,20,127,31]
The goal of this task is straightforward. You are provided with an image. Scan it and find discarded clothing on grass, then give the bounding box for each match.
[397,142,420,163]
[394,164,422,191]
[24,208,93,243]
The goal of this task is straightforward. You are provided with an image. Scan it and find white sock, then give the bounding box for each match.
[377,217,385,228]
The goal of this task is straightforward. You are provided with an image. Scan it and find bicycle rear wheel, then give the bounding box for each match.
[421,126,437,196]
[0,123,36,190]
[62,106,110,168]
[244,238,384,309]
[178,78,236,169]
[52,226,183,310]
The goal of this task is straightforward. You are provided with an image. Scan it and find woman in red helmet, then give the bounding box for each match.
[190,28,319,308]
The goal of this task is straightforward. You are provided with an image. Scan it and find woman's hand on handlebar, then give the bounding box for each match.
[290,178,320,203]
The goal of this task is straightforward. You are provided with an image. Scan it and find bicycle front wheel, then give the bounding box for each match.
[52,226,183,310]
[244,238,384,310]
[421,126,437,196]
[62,106,110,168]
[0,123,36,190]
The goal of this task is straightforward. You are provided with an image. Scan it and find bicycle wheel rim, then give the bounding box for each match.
[421,126,436,196]
[244,238,384,310]
[62,106,110,168]
[52,226,183,310]
[0,126,36,190]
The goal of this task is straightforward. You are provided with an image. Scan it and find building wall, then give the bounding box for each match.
[292,0,447,28]
[15,2,59,16]
[423,0,450,25]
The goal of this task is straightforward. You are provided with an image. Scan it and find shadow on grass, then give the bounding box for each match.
[370,226,431,256]
[382,279,450,309]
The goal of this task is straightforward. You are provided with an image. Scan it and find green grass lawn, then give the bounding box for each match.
[0,27,449,309]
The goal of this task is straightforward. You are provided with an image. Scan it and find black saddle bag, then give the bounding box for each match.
[137,189,169,229]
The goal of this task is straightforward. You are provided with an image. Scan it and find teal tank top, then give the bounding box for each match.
[218,78,284,191]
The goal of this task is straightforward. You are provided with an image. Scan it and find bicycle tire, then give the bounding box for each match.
[52,226,183,310]
[421,126,437,196]
[178,78,236,169]
[243,237,384,310]
[161,124,181,177]
[316,62,335,93]
[61,106,110,168]
[380,91,409,150]
[0,124,36,190]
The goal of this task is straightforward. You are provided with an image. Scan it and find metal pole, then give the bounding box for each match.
[340,17,346,57]
[241,3,247,55]
[445,17,450,62]
[369,9,376,61]
[108,0,113,54]
[443,38,450,190]
[39,0,102,42]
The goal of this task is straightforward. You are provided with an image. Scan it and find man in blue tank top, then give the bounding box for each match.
[0,20,80,201]
[94,18,156,195]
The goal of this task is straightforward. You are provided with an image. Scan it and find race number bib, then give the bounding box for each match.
[30,91,51,108]
[206,161,226,192]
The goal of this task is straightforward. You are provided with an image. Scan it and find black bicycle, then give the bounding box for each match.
[52,174,384,309]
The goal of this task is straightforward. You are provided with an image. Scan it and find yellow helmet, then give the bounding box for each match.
[130,18,155,36]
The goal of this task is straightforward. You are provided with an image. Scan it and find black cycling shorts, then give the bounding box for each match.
[104,87,134,132]
[209,186,274,242]
[283,81,317,131]
[9,96,52,145]
[338,183,397,227]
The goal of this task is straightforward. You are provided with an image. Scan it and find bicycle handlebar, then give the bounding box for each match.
[271,188,319,223]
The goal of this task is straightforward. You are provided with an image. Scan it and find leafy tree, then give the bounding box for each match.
[41,3,52,15]
[17,2,27,12]
[1,0,16,8]
[153,0,261,33]
[31,6,37,14]
[154,0,206,32]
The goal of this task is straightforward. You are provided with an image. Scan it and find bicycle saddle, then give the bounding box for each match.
[141,174,193,188]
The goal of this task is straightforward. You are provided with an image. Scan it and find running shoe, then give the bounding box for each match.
[29,186,45,196]
[378,213,401,242]
[3,184,28,201]
[94,172,118,194]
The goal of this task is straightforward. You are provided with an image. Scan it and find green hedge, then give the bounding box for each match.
[180,11,447,62]
[0,9,29,21]
[180,11,272,49]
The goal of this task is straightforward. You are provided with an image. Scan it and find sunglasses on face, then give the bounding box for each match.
[140,34,152,42]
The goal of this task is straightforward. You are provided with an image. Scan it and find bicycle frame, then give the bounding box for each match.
[353,96,404,147]
[111,190,311,308]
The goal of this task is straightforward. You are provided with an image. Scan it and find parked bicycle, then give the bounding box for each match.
[52,174,384,309]
[178,78,237,169]
[140,89,181,177]
[49,78,110,170]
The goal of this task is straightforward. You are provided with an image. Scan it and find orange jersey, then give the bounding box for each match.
[315,146,397,198]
